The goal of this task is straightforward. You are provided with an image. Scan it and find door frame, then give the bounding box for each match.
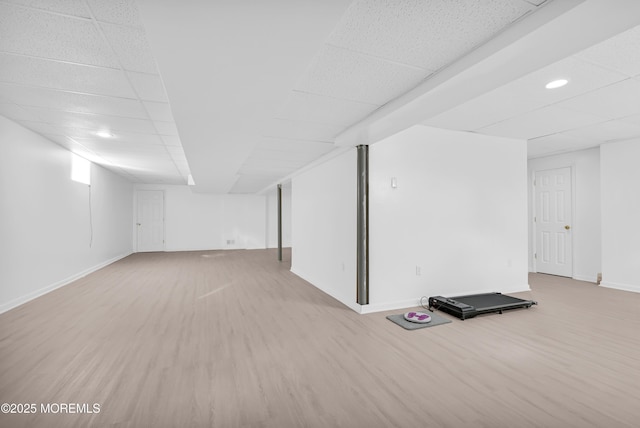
[531,165,576,277]
[134,190,165,252]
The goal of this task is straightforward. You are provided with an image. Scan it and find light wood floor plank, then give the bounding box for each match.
[1,249,639,427]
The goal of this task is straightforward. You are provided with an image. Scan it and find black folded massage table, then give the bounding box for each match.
[428,292,537,320]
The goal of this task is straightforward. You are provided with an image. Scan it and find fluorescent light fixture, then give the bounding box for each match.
[545,79,568,89]
[187,174,195,186]
[95,130,114,138]
[71,153,91,185]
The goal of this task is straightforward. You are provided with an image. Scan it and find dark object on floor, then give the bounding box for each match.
[428,293,537,320]
[386,311,452,330]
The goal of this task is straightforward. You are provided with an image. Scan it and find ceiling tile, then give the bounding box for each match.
[73,131,163,145]
[262,118,341,142]
[251,147,331,163]
[4,0,91,18]
[0,102,43,122]
[16,120,85,137]
[562,119,640,143]
[618,113,640,127]
[239,163,299,177]
[160,135,182,146]
[0,3,191,187]
[478,106,608,140]
[165,146,186,156]
[254,138,336,159]
[576,24,640,77]
[126,72,168,102]
[0,82,146,118]
[42,134,121,168]
[87,0,142,26]
[154,121,178,136]
[296,45,428,105]
[0,3,120,67]
[108,157,176,170]
[9,0,631,189]
[527,133,600,158]
[424,56,628,131]
[230,176,281,194]
[328,0,533,70]
[553,78,640,120]
[167,153,188,164]
[26,126,163,145]
[160,177,187,185]
[175,166,190,176]
[240,157,304,172]
[0,53,136,98]
[72,140,170,155]
[17,106,156,134]
[42,134,73,147]
[44,134,86,150]
[278,91,377,128]
[100,23,158,73]
[143,101,174,122]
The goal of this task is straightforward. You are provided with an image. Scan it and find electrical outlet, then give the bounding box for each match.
[416,266,421,276]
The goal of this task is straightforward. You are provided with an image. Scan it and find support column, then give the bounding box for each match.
[356,145,369,305]
[277,183,283,262]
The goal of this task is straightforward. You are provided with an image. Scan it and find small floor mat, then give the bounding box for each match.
[386,311,452,330]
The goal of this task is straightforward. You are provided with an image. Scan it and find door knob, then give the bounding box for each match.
[137,223,141,226]
[564,225,571,230]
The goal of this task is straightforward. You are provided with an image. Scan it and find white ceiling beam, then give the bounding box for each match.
[335,0,640,147]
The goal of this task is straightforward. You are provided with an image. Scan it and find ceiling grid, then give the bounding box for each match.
[0,0,190,184]
[2,0,640,190]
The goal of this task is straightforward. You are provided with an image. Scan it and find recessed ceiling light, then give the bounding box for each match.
[95,130,114,138]
[545,79,569,89]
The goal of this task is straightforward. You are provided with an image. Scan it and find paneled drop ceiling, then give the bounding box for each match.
[2,0,640,192]
[0,0,189,184]
[424,23,640,158]
[138,0,545,193]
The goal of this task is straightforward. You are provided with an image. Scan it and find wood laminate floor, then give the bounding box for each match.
[1,249,639,427]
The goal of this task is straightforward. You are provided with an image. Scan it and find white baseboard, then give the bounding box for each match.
[360,284,531,314]
[360,285,532,315]
[289,269,532,315]
[359,298,423,314]
[500,284,532,294]
[163,246,270,252]
[600,281,640,293]
[289,267,362,314]
[0,252,132,314]
[572,274,597,283]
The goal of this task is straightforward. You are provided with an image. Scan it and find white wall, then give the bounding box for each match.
[368,125,529,312]
[133,184,266,251]
[600,140,640,292]
[527,147,601,282]
[265,183,292,248]
[291,149,358,312]
[0,116,133,313]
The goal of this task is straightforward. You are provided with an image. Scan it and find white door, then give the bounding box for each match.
[535,167,572,277]
[137,190,164,252]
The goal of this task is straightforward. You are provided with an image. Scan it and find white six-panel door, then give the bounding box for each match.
[137,190,165,252]
[534,167,572,277]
